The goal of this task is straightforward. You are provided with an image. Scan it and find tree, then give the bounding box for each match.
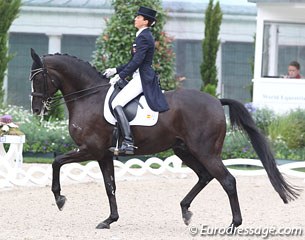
[200,0,222,96]
[92,0,176,90]
[0,0,21,105]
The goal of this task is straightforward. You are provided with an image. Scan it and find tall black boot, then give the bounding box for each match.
[113,106,135,155]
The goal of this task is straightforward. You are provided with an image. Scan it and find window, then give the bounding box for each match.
[8,33,48,108]
[173,40,202,89]
[262,22,305,78]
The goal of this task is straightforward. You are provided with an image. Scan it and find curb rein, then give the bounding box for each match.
[29,64,110,115]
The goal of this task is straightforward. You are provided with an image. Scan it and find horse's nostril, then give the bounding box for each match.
[33,108,41,115]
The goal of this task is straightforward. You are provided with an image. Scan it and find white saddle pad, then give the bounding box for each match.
[104,85,159,126]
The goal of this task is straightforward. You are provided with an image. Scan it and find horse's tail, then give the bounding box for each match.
[220,98,300,203]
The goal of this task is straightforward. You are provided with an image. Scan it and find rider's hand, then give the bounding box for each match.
[103,68,117,78]
[109,74,121,85]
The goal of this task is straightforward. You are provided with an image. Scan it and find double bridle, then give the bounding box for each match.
[30,67,54,111]
[30,64,110,116]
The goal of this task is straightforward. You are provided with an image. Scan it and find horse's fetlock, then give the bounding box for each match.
[232,217,242,228]
[180,200,190,210]
[111,214,119,222]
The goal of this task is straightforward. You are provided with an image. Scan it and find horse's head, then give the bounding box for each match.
[30,48,60,116]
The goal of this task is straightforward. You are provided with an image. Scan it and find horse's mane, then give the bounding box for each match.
[43,53,105,80]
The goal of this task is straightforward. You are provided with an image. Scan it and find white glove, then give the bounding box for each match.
[103,68,117,78]
[109,74,121,85]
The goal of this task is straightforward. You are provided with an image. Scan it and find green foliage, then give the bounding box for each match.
[202,83,217,97]
[223,106,305,160]
[44,92,66,121]
[92,0,176,90]
[223,122,305,161]
[222,130,258,159]
[0,105,76,154]
[200,0,222,96]
[154,149,174,159]
[271,140,305,161]
[0,0,21,104]
[268,109,305,149]
[252,107,276,135]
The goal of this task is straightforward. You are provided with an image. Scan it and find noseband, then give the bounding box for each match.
[30,65,56,114]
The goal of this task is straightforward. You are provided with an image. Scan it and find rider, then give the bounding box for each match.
[104,6,169,155]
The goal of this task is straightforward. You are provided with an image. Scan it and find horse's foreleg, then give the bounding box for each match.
[52,147,93,210]
[96,158,119,229]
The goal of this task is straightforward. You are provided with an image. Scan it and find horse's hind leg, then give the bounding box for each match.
[203,156,242,228]
[52,147,94,210]
[173,143,214,225]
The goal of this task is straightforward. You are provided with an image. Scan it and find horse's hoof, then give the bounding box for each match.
[56,195,67,211]
[96,222,110,229]
[183,210,193,225]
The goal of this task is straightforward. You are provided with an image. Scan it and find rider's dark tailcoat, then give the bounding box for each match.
[116,28,169,112]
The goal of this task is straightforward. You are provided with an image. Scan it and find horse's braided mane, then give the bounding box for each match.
[42,52,104,79]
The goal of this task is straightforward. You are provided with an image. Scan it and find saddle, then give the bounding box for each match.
[108,79,142,122]
[103,80,158,126]
[104,79,159,156]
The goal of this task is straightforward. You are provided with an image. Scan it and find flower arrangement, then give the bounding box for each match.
[0,114,24,136]
[0,105,76,154]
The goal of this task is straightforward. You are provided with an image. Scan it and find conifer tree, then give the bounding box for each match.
[0,0,21,105]
[200,0,222,96]
[92,0,176,90]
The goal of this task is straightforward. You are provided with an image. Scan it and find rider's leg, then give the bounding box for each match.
[111,74,142,154]
[112,105,134,154]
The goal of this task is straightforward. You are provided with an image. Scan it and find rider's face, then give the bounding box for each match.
[134,15,148,30]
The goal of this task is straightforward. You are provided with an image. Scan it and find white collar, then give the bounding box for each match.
[136,27,148,37]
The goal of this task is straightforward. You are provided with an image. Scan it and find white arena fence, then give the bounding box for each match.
[0,156,305,188]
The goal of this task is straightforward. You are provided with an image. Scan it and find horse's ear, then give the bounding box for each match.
[30,48,43,67]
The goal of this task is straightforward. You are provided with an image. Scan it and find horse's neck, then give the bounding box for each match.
[46,56,108,115]
[47,56,106,91]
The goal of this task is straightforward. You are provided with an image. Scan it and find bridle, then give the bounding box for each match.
[30,61,110,117]
[30,66,55,115]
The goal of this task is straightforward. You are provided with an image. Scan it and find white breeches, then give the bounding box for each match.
[111,71,143,109]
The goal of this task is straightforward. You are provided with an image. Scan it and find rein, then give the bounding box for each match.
[50,83,110,108]
[30,65,110,112]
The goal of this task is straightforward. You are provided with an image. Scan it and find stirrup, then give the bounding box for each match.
[119,142,137,155]
[109,146,120,155]
[109,143,137,155]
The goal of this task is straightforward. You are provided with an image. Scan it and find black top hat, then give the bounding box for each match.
[137,6,157,21]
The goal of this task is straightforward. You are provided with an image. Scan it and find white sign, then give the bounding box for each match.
[253,78,305,114]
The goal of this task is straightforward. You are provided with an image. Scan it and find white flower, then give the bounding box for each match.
[1,125,9,132]
[7,123,18,128]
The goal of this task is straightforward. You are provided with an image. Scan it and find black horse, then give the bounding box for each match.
[29,48,299,229]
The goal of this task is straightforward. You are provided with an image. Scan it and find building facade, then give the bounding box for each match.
[250,0,305,113]
[7,0,257,109]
